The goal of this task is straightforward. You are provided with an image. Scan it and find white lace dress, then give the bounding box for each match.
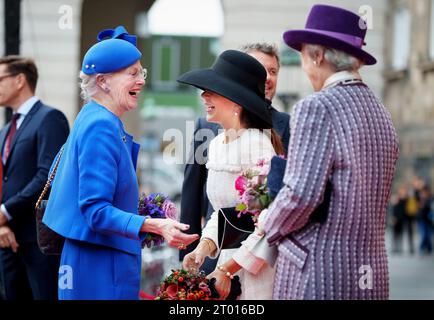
[201,129,276,300]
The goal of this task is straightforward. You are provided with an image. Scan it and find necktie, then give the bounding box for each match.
[4,113,21,162]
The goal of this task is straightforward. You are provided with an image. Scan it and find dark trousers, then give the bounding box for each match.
[418,221,433,254]
[0,242,59,300]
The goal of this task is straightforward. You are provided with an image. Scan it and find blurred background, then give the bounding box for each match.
[0,0,433,299]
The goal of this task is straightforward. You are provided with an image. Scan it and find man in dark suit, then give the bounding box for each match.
[179,43,291,274]
[0,56,70,300]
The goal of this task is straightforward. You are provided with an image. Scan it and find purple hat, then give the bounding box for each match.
[283,4,376,65]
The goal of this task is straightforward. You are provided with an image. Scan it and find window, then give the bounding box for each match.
[151,38,180,91]
[392,7,411,70]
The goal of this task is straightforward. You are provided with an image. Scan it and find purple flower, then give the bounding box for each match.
[138,192,178,248]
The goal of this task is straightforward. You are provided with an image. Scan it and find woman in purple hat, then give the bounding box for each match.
[261,5,399,299]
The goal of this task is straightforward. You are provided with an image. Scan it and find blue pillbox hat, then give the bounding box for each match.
[82,26,142,75]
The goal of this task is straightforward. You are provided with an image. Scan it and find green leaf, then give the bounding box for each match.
[236,203,247,211]
[259,194,271,207]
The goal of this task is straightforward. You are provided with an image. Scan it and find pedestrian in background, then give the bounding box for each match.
[0,56,70,300]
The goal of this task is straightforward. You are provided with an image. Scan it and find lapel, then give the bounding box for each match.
[0,122,11,154]
[271,108,286,135]
[5,101,42,167]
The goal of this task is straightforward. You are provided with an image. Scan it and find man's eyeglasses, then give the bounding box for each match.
[0,74,17,82]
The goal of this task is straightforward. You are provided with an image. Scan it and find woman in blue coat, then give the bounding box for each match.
[43,26,199,300]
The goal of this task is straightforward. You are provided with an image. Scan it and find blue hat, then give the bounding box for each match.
[82,26,142,75]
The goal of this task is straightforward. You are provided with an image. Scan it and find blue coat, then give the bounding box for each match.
[43,100,145,255]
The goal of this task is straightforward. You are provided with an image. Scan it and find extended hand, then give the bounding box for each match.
[254,208,269,236]
[182,242,210,272]
[141,218,199,249]
[161,218,199,248]
[0,226,19,252]
[207,269,231,300]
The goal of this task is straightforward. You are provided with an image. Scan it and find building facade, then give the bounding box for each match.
[0,0,155,139]
[383,0,434,185]
[220,0,387,113]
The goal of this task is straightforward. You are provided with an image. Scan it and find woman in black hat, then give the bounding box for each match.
[179,50,284,299]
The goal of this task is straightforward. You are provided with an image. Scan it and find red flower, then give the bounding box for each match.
[139,290,155,300]
[186,293,197,300]
[166,284,179,298]
[178,276,184,282]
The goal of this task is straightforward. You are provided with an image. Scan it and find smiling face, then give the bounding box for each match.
[101,60,146,114]
[247,50,279,100]
[201,90,241,129]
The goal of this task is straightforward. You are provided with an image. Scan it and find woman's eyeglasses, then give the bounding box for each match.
[128,68,147,81]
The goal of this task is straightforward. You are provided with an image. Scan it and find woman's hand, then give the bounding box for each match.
[182,239,215,272]
[207,269,231,300]
[141,218,199,248]
[254,208,269,236]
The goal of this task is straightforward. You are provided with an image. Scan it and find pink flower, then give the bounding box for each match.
[235,175,247,195]
[256,158,267,167]
[162,199,177,220]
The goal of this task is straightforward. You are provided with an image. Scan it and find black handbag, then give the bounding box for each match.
[35,147,65,255]
[217,207,255,250]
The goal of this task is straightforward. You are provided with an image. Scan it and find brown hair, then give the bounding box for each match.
[240,108,285,156]
[0,55,38,92]
[240,42,280,68]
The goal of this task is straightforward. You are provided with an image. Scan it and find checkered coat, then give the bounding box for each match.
[264,83,399,300]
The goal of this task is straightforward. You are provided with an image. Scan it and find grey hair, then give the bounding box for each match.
[240,42,280,68]
[305,44,363,71]
[79,71,98,102]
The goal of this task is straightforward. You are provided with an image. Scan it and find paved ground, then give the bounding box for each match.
[387,231,434,300]
[141,230,434,299]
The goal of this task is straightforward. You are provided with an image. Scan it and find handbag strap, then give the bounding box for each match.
[218,209,254,252]
[219,209,255,234]
[35,146,64,210]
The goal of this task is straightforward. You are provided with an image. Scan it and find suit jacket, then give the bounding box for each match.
[43,101,145,255]
[179,108,290,259]
[265,84,399,300]
[0,101,69,243]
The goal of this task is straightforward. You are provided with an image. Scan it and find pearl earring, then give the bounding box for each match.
[313,61,317,65]
[234,112,238,116]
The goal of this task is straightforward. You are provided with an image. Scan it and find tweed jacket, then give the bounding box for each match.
[264,83,399,300]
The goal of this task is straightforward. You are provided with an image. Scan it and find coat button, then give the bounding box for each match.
[3,176,8,182]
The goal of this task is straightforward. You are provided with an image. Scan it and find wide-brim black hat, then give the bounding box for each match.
[177,50,273,126]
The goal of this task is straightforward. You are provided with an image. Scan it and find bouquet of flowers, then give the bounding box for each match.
[148,269,242,300]
[154,269,220,300]
[138,193,177,248]
[234,158,272,223]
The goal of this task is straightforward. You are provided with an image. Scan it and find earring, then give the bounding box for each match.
[234,112,238,116]
[313,61,317,65]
